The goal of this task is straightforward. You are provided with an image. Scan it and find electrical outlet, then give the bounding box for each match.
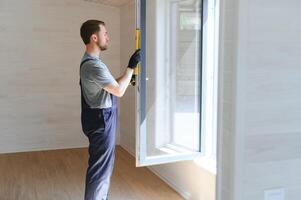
[264,188,285,200]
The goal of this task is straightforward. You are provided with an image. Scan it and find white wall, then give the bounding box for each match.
[216,0,238,199]
[0,0,120,153]
[119,2,216,200]
[218,0,301,199]
[236,0,301,199]
[119,0,137,152]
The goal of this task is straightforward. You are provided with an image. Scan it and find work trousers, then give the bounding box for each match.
[81,93,117,200]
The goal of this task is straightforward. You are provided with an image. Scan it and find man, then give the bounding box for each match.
[79,20,141,200]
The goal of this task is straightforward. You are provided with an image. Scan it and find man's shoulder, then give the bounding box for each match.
[81,58,107,70]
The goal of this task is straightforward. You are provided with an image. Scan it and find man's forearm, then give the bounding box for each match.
[116,68,134,96]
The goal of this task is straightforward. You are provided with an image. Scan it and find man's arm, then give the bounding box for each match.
[103,49,140,97]
[103,68,133,97]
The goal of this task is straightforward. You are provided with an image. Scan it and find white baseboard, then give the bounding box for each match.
[148,166,191,200]
[0,143,89,154]
[119,144,190,200]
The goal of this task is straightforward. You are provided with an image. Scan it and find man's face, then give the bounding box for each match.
[96,24,109,51]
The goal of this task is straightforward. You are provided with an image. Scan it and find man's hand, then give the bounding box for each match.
[127,49,141,69]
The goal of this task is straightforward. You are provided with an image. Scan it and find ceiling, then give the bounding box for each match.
[83,0,134,7]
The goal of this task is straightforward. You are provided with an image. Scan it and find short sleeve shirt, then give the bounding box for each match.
[80,53,117,109]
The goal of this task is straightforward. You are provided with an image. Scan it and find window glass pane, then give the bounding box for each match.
[143,0,202,157]
[174,2,201,150]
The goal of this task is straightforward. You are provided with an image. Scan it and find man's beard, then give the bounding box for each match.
[100,46,107,51]
[97,41,108,51]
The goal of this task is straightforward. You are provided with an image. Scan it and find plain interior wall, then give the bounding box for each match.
[235,0,301,199]
[119,1,216,200]
[0,0,120,153]
[119,0,137,152]
[218,0,301,199]
[216,0,238,199]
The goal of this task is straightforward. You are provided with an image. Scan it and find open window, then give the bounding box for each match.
[135,0,217,167]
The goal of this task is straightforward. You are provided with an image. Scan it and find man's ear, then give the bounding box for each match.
[91,34,98,42]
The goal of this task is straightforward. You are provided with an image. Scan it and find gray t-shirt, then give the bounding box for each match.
[80,53,117,109]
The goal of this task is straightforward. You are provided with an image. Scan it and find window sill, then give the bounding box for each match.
[194,156,216,174]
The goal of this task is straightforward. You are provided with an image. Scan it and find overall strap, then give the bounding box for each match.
[80,58,95,68]
[80,58,95,109]
[79,58,95,85]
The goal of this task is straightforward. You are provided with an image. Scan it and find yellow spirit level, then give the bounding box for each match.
[130,29,140,86]
[130,0,141,86]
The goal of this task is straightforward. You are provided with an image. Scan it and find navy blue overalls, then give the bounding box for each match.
[80,59,117,200]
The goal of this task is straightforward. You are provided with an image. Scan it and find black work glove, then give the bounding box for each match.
[127,49,141,69]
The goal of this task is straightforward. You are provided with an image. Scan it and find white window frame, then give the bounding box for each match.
[135,0,219,170]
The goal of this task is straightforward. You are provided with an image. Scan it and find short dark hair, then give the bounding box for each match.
[80,20,105,45]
